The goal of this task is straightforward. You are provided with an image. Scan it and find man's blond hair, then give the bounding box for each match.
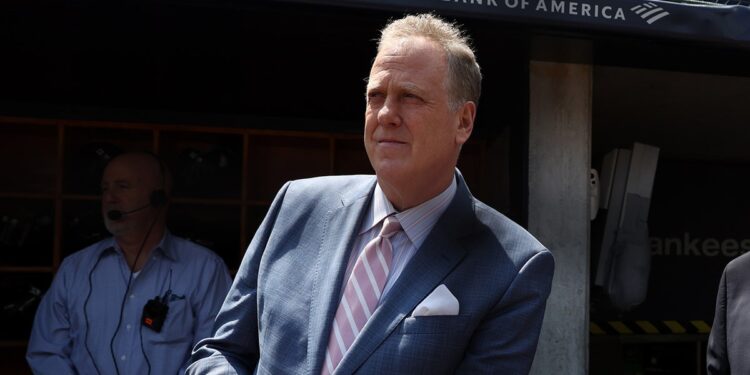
[378,13,482,110]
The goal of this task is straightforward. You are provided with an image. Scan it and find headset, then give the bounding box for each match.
[83,151,171,375]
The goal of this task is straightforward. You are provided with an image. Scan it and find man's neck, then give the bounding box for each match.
[378,169,455,211]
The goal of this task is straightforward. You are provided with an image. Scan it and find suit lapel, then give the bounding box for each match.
[336,174,476,374]
[306,178,376,374]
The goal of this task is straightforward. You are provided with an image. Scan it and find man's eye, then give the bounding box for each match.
[367,92,384,101]
[403,93,422,103]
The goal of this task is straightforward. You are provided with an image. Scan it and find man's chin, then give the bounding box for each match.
[374,167,414,188]
[373,159,409,173]
[104,221,128,236]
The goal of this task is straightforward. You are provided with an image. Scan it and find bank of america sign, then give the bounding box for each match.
[631,2,670,24]
[441,0,672,25]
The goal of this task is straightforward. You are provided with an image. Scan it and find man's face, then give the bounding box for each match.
[100,155,160,236]
[364,37,473,196]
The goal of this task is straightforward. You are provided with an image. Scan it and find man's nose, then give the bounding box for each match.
[377,97,401,127]
[102,189,117,204]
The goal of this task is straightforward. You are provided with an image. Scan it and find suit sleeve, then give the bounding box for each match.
[707,268,729,375]
[186,182,291,375]
[455,250,555,375]
[26,260,77,375]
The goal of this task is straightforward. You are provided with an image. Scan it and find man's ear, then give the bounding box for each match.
[456,101,476,145]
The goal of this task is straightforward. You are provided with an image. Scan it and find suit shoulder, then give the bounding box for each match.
[471,199,550,262]
[725,251,750,276]
[284,175,375,204]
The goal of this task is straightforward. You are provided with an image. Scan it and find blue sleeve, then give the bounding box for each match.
[186,182,291,375]
[191,256,232,348]
[26,259,78,375]
[455,250,555,375]
[180,254,232,374]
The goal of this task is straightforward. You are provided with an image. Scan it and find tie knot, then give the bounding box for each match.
[379,216,401,238]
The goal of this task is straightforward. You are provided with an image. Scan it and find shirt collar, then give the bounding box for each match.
[98,231,177,262]
[364,174,457,248]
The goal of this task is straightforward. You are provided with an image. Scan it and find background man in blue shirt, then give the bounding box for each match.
[27,152,232,374]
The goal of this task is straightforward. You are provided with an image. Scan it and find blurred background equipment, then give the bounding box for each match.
[0,207,53,267]
[175,144,241,197]
[594,143,660,312]
[68,142,123,195]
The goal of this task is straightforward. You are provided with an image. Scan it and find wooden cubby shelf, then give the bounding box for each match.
[0,115,496,353]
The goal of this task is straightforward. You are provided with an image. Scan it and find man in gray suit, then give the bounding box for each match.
[708,252,750,374]
[188,13,554,375]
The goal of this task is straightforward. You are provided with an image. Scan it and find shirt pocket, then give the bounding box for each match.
[399,315,471,335]
[143,298,193,345]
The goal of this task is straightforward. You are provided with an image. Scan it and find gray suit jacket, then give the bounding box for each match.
[187,173,554,375]
[708,252,750,374]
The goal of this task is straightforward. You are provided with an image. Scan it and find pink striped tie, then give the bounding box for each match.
[322,216,401,375]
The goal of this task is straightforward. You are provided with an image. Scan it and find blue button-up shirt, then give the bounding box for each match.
[27,232,232,375]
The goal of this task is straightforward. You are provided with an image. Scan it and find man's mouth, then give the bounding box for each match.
[377,139,406,145]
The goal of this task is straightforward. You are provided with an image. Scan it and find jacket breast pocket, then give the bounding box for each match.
[399,315,471,335]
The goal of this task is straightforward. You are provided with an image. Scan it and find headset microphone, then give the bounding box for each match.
[106,189,168,221]
[107,204,150,221]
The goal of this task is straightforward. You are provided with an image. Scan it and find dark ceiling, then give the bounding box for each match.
[1,0,749,136]
[0,1,529,136]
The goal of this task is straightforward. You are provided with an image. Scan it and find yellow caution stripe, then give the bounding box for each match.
[590,320,713,335]
[691,320,712,334]
[590,322,606,335]
[608,321,633,334]
[635,320,659,334]
[663,320,687,334]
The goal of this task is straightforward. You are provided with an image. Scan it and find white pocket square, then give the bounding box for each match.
[410,284,459,317]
